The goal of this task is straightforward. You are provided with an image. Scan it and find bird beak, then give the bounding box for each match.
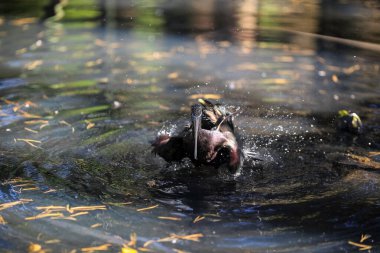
[191,105,202,160]
[192,114,201,160]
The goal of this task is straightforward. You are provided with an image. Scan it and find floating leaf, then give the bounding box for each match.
[19,110,42,119]
[81,244,112,252]
[24,120,49,125]
[36,206,66,211]
[193,215,205,223]
[25,212,64,220]
[169,233,203,242]
[128,232,137,247]
[43,189,56,194]
[188,94,222,100]
[12,18,37,26]
[137,248,152,252]
[144,233,204,248]
[234,63,257,71]
[217,41,231,48]
[85,120,95,129]
[360,234,371,243]
[137,205,159,212]
[16,48,28,55]
[15,138,42,149]
[85,59,103,68]
[0,215,6,225]
[167,72,179,79]
[343,65,360,75]
[13,183,35,187]
[273,56,294,63]
[25,60,43,70]
[70,212,89,217]
[332,74,339,83]
[173,249,190,253]
[24,127,38,133]
[90,223,102,228]
[70,205,107,212]
[45,239,61,244]
[121,246,138,253]
[259,78,288,85]
[22,187,39,191]
[158,216,182,221]
[348,241,372,250]
[27,243,42,253]
[98,77,109,84]
[51,216,77,221]
[0,199,33,211]
[16,138,41,143]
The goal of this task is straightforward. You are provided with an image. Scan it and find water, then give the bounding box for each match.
[0,0,380,252]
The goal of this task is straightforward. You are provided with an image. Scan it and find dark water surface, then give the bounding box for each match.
[0,0,380,252]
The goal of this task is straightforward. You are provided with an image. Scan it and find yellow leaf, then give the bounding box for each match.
[86,122,95,129]
[128,232,137,247]
[12,18,37,26]
[332,74,339,83]
[25,212,64,220]
[0,215,6,224]
[24,127,38,133]
[193,215,205,223]
[136,204,159,212]
[158,216,182,221]
[348,240,372,249]
[0,199,32,211]
[121,246,138,253]
[25,60,43,70]
[45,239,61,244]
[360,234,371,243]
[28,243,42,253]
[235,63,257,71]
[90,223,102,228]
[188,94,222,100]
[81,244,111,252]
[167,72,179,79]
[70,211,88,217]
[273,56,294,62]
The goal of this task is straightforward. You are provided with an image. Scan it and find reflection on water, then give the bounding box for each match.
[0,0,380,252]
